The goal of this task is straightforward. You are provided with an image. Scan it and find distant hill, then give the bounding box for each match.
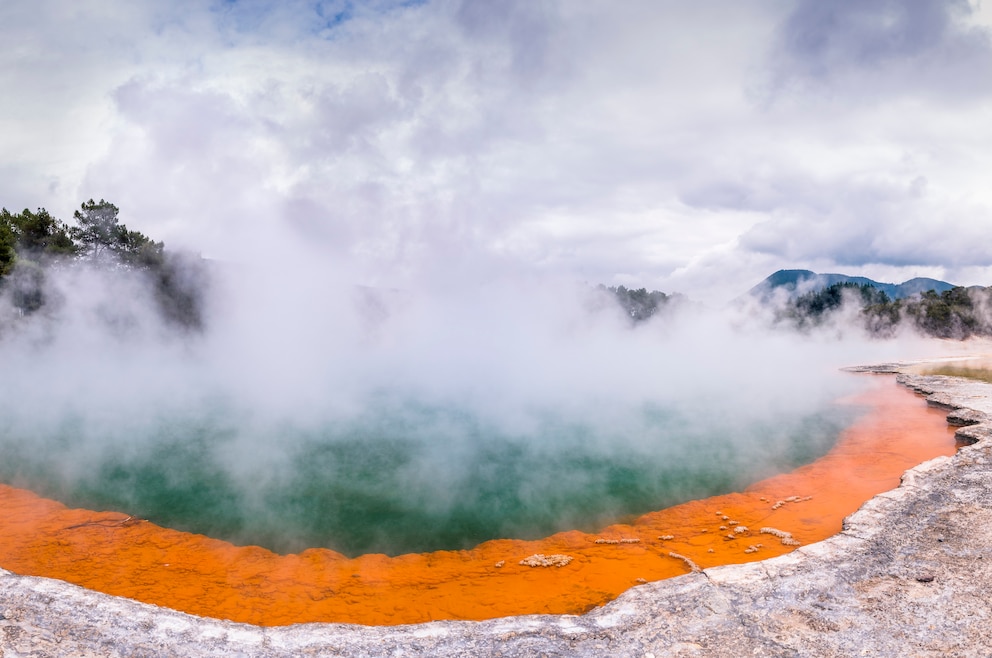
[748,269,956,302]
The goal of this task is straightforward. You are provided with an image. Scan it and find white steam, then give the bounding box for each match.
[0,251,960,554]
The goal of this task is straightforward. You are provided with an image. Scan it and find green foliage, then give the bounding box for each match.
[71,199,164,266]
[781,281,992,340]
[0,198,206,330]
[602,285,676,323]
[9,207,75,257]
[779,282,889,331]
[1,206,76,312]
[795,282,890,317]
[901,286,988,339]
[1,206,76,268]
[71,199,120,258]
[0,210,16,277]
[862,297,903,338]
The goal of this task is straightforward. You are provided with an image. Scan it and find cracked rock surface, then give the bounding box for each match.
[3,368,992,657]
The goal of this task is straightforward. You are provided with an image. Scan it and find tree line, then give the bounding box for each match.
[778,281,992,339]
[0,200,206,329]
[599,284,685,323]
[7,202,987,341]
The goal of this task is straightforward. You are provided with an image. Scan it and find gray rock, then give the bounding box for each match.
[945,408,986,426]
[3,368,992,657]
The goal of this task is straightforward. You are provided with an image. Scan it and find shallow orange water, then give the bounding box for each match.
[0,377,957,626]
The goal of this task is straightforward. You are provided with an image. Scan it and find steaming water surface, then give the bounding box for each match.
[0,393,858,556]
[0,268,880,557]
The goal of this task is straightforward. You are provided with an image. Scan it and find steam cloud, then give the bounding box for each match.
[0,249,952,556]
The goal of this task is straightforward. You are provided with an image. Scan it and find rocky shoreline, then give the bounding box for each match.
[3,366,992,657]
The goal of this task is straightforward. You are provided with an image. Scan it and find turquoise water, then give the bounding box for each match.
[0,398,858,557]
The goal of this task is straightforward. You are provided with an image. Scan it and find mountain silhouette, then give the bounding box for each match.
[748,269,955,301]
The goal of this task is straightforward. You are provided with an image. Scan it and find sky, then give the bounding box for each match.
[2,0,992,304]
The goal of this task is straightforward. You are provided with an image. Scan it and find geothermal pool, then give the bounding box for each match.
[0,376,958,626]
[0,391,855,557]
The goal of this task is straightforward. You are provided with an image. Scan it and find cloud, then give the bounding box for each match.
[7,0,992,554]
[766,0,992,99]
[3,0,992,303]
[737,168,992,270]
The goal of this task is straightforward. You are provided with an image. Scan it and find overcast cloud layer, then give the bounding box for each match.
[2,0,992,302]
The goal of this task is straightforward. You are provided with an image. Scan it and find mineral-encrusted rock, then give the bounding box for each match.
[946,407,987,426]
[2,369,992,657]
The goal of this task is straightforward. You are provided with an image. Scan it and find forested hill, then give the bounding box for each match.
[0,200,207,330]
[770,280,992,339]
[7,204,990,342]
[748,269,956,301]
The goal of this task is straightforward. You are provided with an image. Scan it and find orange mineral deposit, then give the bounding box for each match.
[0,377,957,626]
